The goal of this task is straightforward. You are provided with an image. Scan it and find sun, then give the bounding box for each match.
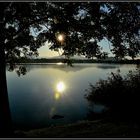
[57,34,64,42]
[56,81,65,92]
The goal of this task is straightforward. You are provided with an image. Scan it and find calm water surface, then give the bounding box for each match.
[6,63,136,129]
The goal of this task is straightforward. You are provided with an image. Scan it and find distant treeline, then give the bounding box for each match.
[14,57,140,64]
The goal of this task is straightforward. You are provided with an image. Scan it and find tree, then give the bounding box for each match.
[0,2,52,136]
[104,3,140,59]
[0,2,139,136]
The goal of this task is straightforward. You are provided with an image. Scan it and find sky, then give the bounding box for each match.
[38,38,113,58]
[29,4,139,60]
[38,42,59,58]
[37,4,113,58]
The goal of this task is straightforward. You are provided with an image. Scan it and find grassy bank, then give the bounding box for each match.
[14,119,140,138]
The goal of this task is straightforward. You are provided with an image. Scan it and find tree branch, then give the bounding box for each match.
[13,16,49,39]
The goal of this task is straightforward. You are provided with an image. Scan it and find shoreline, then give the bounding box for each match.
[6,58,140,65]
[14,119,140,138]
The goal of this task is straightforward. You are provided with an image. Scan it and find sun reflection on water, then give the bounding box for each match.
[55,92,61,100]
[54,81,66,100]
[56,81,65,92]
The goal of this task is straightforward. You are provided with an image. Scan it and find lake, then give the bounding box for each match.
[6,63,137,129]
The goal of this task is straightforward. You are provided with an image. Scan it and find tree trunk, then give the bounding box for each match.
[0,44,13,137]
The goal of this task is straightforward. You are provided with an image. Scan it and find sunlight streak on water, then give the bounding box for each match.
[55,92,61,100]
[56,62,63,65]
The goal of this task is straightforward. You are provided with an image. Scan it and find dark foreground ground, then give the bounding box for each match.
[14,119,140,138]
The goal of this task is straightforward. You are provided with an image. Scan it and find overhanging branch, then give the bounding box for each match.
[13,16,49,39]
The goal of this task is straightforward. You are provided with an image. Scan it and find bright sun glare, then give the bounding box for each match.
[56,81,65,92]
[57,34,64,42]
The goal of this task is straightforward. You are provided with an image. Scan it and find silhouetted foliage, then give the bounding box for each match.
[1,2,140,66]
[0,2,140,136]
[16,66,27,77]
[85,66,140,123]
